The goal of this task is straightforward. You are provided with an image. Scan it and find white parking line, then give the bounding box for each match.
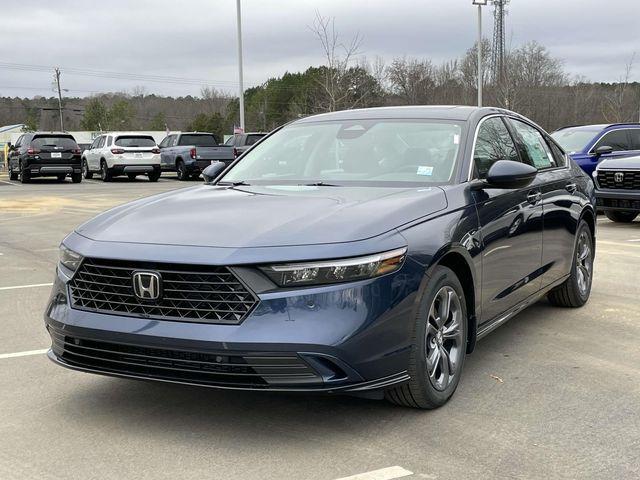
[0,282,53,291]
[0,179,19,186]
[0,349,48,360]
[334,466,413,480]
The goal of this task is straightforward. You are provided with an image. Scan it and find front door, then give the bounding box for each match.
[472,116,544,324]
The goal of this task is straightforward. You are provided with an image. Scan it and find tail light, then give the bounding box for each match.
[233,147,239,158]
[151,147,160,154]
[111,148,125,154]
[190,148,197,159]
[72,148,82,154]
[27,147,41,155]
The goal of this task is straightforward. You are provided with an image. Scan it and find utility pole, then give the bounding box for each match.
[236,0,245,132]
[472,1,488,107]
[54,67,64,131]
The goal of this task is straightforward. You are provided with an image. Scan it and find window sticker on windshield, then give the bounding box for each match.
[417,166,434,176]
[453,134,460,145]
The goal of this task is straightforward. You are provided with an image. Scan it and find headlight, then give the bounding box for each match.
[261,247,407,287]
[59,244,83,272]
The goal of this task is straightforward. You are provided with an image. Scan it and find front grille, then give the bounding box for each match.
[49,328,320,388]
[69,258,258,324]
[597,170,640,190]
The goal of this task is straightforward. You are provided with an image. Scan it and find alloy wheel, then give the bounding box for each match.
[576,230,592,296]
[425,286,464,392]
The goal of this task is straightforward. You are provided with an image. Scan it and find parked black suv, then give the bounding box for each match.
[594,154,640,222]
[8,132,82,183]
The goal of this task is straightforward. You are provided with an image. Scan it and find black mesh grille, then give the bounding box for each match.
[49,327,320,388]
[69,258,258,324]
[597,170,640,190]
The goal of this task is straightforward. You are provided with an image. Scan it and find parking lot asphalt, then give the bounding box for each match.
[1,173,639,480]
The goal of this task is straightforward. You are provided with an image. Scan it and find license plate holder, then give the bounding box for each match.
[51,152,62,158]
[134,153,143,158]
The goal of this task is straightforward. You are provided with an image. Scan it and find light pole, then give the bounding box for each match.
[236,0,245,132]
[472,0,488,107]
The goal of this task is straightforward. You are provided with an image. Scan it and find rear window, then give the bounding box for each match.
[31,136,78,149]
[179,134,217,146]
[246,134,265,146]
[114,136,156,147]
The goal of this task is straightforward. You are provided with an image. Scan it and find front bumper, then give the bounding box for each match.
[595,189,640,212]
[44,244,419,393]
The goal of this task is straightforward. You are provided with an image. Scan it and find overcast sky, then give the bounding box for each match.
[1,0,639,99]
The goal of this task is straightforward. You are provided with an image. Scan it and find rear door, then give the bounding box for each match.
[507,117,580,288]
[473,116,544,324]
[160,134,177,168]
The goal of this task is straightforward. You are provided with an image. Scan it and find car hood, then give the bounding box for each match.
[597,155,640,170]
[76,184,448,248]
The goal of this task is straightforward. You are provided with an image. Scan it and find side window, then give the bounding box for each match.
[547,139,567,168]
[594,130,630,152]
[170,135,178,147]
[97,136,106,148]
[628,129,640,151]
[473,117,519,179]
[159,136,170,148]
[509,119,556,170]
[224,136,235,146]
[14,135,23,148]
[106,136,113,147]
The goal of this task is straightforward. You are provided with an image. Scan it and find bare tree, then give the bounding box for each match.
[387,57,436,104]
[603,53,636,122]
[309,12,366,112]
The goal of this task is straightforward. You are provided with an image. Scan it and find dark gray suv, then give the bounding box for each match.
[8,132,82,183]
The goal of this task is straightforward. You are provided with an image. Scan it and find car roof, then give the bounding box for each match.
[554,123,640,132]
[293,105,518,123]
[100,132,156,136]
[30,131,74,136]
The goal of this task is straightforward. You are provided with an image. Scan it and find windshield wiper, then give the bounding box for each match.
[217,180,251,187]
[300,182,341,187]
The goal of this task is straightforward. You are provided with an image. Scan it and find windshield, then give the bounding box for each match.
[221,119,464,186]
[179,134,217,146]
[551,128,600,153]
[114,136,156,147]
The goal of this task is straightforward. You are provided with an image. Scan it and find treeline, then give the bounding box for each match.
[1,40,639,138]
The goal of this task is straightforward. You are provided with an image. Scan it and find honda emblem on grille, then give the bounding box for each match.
[132,271,162,301]
[614,172,625,183]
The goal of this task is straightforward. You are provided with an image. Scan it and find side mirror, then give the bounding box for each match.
[202,161,227,183]
[594,145,613,157]
[473,160,537,190]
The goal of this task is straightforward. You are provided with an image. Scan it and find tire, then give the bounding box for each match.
[9,165,18,181]
[548,220,594,308]
[100,160,112,182]
[19,162,31,184]
[604,211,637,223]
[82,159,93,179]
[57,174,66,182]
[71,172,82,183]
[127,173,137,181]
[176,160,188,181]
[191,172,202,181]
[385,266,468,409]
[147,170,160,182]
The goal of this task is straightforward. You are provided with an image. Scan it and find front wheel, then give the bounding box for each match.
[548,220,593,308]
[19,162,31,184]
[605,211,637,223]
[385,266,467,409]
[71,172,82,183]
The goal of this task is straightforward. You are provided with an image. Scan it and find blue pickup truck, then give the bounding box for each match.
[158,132,235,180]
[551,123,640,176]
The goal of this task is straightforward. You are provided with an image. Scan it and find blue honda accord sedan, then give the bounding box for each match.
[46,106,596,408]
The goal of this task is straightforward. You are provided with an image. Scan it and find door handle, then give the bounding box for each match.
[527,191,542,205]
[565,183,577,193]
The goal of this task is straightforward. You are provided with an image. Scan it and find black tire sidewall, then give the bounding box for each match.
[410,266,468,407]
[571,221,594,304]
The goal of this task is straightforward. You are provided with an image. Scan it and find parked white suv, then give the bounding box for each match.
[82,133,162,182]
